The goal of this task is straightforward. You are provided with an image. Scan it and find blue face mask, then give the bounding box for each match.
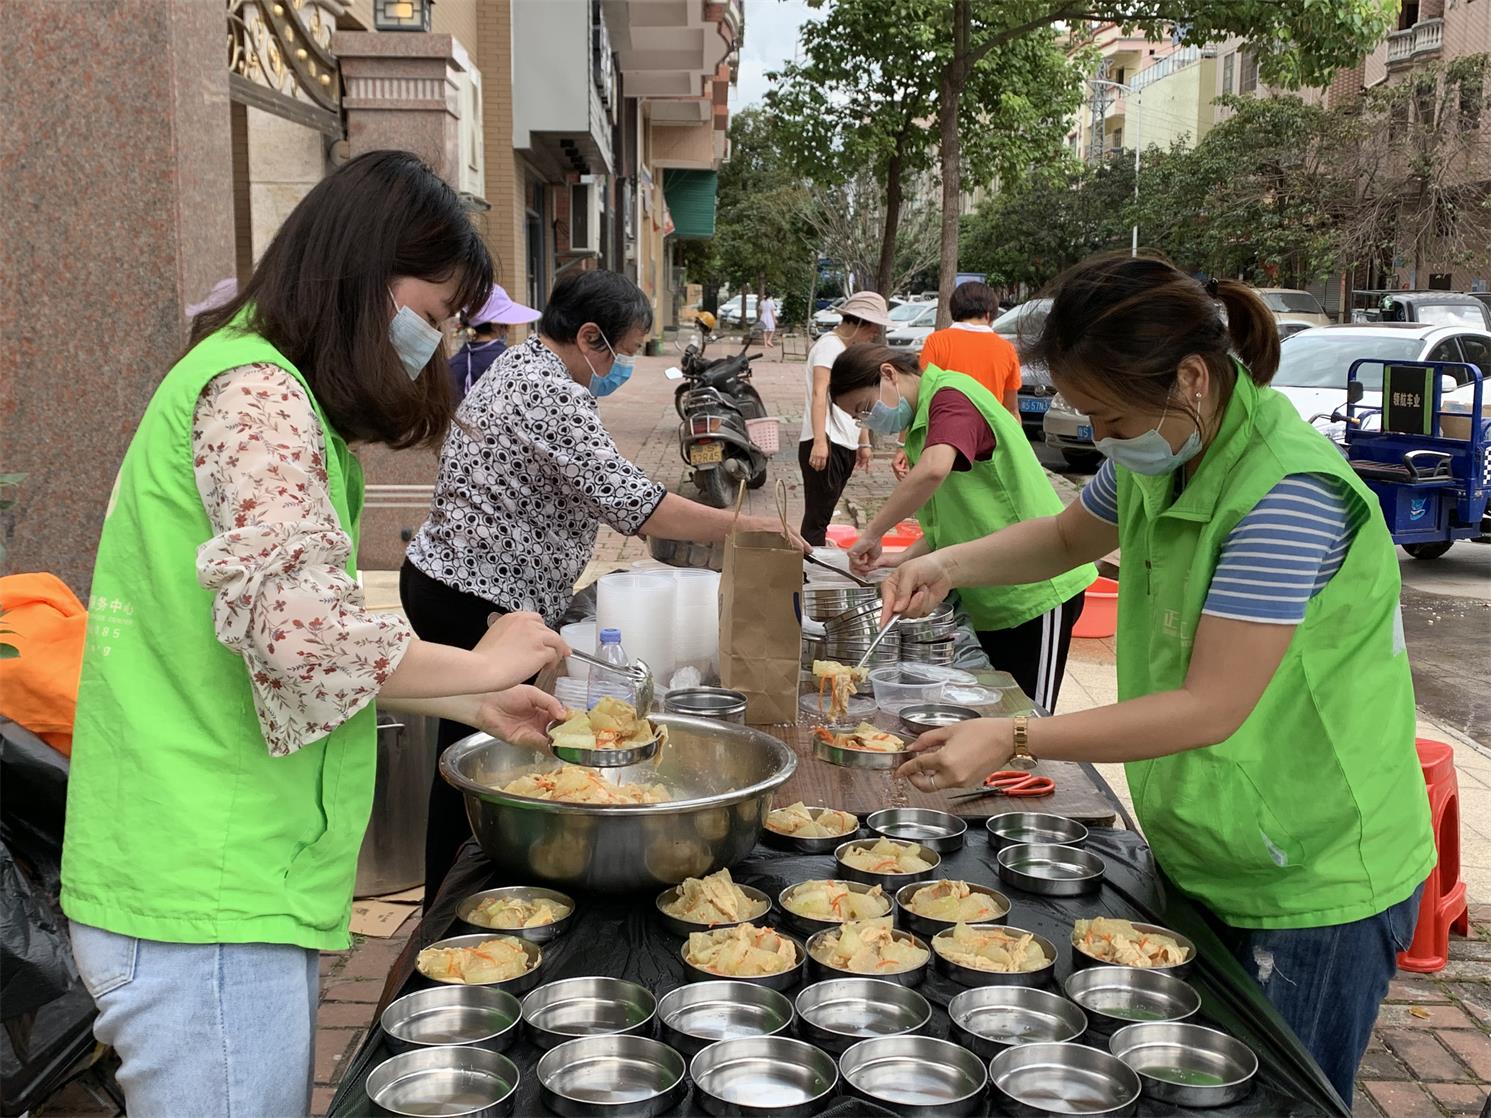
[1094,406,1203,475]
[585,330,636,398]
[387,289,444,381]
[860,397,914,434]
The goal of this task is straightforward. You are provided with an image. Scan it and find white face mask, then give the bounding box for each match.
[387,288,443,380]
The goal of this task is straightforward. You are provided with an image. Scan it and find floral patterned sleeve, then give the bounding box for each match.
[192,363,413,757]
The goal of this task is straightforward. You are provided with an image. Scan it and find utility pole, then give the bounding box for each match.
[1086,76,1140,257]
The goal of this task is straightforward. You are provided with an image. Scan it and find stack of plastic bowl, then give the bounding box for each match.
[596,572,677,684]
[670,569,721,679]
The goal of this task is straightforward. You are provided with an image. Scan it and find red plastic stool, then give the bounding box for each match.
[1397,738,1470,973]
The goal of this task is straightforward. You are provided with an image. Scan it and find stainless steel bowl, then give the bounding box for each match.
[900,641,956,666]
[813,735,910,771]
[839,1036,988,1117]
[990,1041,1141,1117]
[794,978,932,1055]
[986,812,1090,851]
[896,603,956,642]
[657,981,795,1056]
[834,838,941,889]
[454,886,576,943]
[820,599,889,633]
[681,928,807,991]
[997,844,1106,897]
[1071,920,1197,980]
[1063,967,1201,1038]
[762,807,861,854]
[804,926,931,988]
[898,704,982,735]
[690,1036,840,1116]
[777,880,893,939]
[1109,1022,1258,1108]
[893,880,1010,939]
[521,977,656,1051]
[381,986,522,1054]
[441,715,796,893]
[867,808,967,852]
[654,883,772,937]
[536,1035,686,1118]
[930,924,1057,988]
[550,731,662,769]
[802,587,879,622]
[664,688,748,724]
[947,987,1087,1060]
[414,934,542,996]
[366,1045,520,1118]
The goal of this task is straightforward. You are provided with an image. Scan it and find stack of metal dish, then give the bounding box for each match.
[820,601,901,667]
[801,585,879,622]
[895,603,954,665]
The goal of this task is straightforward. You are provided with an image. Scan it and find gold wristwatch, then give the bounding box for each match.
[1008,716,1036,770]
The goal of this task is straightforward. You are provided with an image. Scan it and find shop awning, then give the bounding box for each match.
[662,169,718,239]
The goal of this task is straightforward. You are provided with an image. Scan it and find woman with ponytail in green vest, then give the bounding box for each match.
[829,344,1094,710]
[882,254,1433,1106]
[61,151,570,1117]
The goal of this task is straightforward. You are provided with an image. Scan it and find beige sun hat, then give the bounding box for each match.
[835,290,892,327]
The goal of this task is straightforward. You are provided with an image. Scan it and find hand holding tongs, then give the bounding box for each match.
[804,551,875,588]
[567,649,656,715]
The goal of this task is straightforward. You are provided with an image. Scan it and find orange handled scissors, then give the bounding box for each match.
[949,769,1055,801]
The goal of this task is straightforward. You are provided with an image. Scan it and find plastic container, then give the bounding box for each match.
[596,571,677,681]
[560,622,597,681]
[671,569,721,679]
[1072,576,1119,639]
[825,525,859,549]
[881,519,924,552]
[587,628,634,708]
[745,416,782,455]
[868,665,947,711]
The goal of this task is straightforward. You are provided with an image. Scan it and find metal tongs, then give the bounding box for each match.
[803,551,875,588]
[567,649,656,717]
[855,613,903,670]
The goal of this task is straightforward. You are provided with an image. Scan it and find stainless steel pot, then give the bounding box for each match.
[440,715,796,893]
[664,688,748,724]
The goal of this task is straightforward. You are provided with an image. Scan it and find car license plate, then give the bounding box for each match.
[689,441,724,466]
[1077,425,1093,441]
[1019,397,1049,414]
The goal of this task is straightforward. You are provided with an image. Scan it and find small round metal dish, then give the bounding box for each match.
[867,808,967,853]
[996,843,1105,897]
[833,838,941,890]
[381,986,522,1054]
[1109,1021,1258,1109]
[811,729,909,768]
[454,886,576,943]
[930,924,1057,989]
[365,1045,520,1118]
[536,1034,687,1118]
[690,1036,840,1117]
[893,880,1010,939]
[897,704,982,735]
[1062,967,1201,1038]
[804,926,931,988]
[414,934,543,996]
[777,880,894,939]
[656,981,794,1057]
[520,976,657,1051]
[990,1041,1141,1117]
[947,986,1087,1060]
[762,807,861,854]
[794,978,932,1054]
[839,1035,988,1117]
[985,813,1090,852]
[548,725,662,769]
[1071,920,1197,980]
[654,883,772,937]
[681,929,807,992]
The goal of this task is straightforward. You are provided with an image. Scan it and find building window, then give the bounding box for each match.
[1398,1,1420,31]
[1461,75,1484,129]
[1414,80,1436,126]
[1222,53,1235,95]
[1239,52,1258,94]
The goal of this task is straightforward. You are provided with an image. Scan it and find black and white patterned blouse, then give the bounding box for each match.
[406,334,666,626]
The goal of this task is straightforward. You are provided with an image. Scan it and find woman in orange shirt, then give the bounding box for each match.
[918,281,1020,413]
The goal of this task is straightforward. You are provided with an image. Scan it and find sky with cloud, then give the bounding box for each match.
[731,0,815,111]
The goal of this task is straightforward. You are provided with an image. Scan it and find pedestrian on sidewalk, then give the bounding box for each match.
[60,151,568,1118]
[403,268,808,904]
[831,344,1093,710]
[798,290,889,545]
[450,283,540,402]
[884,252,1433,1106]
[758,292,778,348]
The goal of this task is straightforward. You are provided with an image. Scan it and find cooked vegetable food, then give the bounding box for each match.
[499,764,670,804]
[765,802,859,839]
[685,924,798,977]
[416,937,534,984]
[814,723,905,753]
[840,838,935,875]
[933,924,1048,973]
[782,880,890,922]
[812,661,868,723]
[1072,917,1191,968]
[467,895,570,930]
[548,696,656,751]
[662,869,768,925]
[905,880,1005,923]
[811,919,929,975]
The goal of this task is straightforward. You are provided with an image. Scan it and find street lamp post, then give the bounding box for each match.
[1086,77,1140,257]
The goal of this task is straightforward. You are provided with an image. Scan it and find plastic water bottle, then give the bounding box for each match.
[587,628,632,708]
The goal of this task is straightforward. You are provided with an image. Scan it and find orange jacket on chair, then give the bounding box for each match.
[0,573,87,756]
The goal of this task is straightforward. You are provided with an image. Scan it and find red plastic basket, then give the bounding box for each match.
[745,417,782,455]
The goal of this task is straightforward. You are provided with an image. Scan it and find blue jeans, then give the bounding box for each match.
[70,922,318,1118]
[1222,883,1424,1108]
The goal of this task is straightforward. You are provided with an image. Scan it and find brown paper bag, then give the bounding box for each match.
[719,481,802,724]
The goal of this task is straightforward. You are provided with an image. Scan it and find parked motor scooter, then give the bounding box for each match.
[671,327,768,423]
[669,333,772,508]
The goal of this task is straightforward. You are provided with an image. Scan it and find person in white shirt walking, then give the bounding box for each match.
[758,293,778,348]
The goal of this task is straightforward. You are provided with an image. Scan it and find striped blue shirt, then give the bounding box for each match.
[1079,460,1360,624]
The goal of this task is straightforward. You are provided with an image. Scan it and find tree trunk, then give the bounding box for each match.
[935,0,971,329]
[875,149,905,296]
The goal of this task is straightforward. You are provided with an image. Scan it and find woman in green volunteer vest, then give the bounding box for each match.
[61,151,570,1117]
[882,254,1433,1105]
[829,344,1094,710]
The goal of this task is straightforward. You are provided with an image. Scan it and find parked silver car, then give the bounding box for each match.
[993,299,1055,438]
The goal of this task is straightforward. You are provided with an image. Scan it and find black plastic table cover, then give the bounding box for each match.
[329,827,1349,1118]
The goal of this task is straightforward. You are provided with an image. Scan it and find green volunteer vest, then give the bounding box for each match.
[1119,373,1434,928]
[61,320,376,951]
[905,365,1096,631]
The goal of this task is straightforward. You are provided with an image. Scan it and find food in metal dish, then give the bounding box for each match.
[841,838,934,875]
[783,880,890,922]
[686,924,798,978]
[905,880,1005,923]
[498,763,670,805]
[547,696,656,750]
[1073,917,1191,968]
[810,919,929,975]
[466,893,571,931]
[812,660,868,723]
[415,937,534,985]
[766,801,859,839]
[814,722,906,753]
[934,924,1049,974]
[661,869,769,925]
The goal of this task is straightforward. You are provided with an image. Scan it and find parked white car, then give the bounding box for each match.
[886,302,939,348]
[994,299,1056,438]
[812,295,909,336]
[1256,288,1331,328]
[718,294,758,327]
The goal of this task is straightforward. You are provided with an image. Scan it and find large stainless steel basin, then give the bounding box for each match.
[440,714,797,893]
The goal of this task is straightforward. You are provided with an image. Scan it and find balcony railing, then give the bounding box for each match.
[1387,17,1445,66]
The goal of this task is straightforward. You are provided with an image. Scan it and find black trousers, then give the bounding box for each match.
[797,439,858,547]
[398,559,512,910]
[976,589,1085,714]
